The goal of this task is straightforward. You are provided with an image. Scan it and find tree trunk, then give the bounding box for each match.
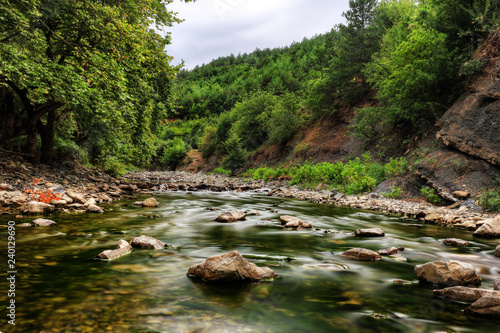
[39,109,57,164]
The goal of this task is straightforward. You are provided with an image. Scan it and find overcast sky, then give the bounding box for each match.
[165,0,349,69]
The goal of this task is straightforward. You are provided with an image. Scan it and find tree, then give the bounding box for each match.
[0,0,188,164]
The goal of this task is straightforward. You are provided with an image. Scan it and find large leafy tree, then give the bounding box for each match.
[0,0,186,164]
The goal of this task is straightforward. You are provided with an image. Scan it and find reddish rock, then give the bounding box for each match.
[215,212,237,223]
[187,250,278,282]
[378,247,399,255]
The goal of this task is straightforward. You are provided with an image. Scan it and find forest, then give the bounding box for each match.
[1,0,499,181]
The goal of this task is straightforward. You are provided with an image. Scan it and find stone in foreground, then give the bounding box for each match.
[279,215,313,228]
[355,228,385,237]
[433,286,497,303]
[414,260,481,287]
[95,239,132,261]
[465,295,500,318]
[142,197,159,207]
[187,250,278,283]
[473,215,500,238]
[443,238,469,247]
[33,218,56,227]
[341,248,381,261]
[130,235,168,250]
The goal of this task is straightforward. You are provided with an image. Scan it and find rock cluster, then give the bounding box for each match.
[95,236,167,261]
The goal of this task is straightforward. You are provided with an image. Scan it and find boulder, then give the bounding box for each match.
[465,295,500,318]
[473,215,500,238]
[443,238,469,247]
[187,250,278,282]
[355,228,385,237]
[33,218,56,227]
[22,201,54,214]
[341,248,381,261]
[215,212,237,223]
[378,247,399,255]
[95,239,132,261]
[279,215,313,228]
[142,197,159,207]
[130,235,168,250]
[433,286,497,303]
[414,260,481,287]
[66,190,86,204]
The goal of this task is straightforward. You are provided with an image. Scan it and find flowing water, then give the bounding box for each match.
[1,191,499,333]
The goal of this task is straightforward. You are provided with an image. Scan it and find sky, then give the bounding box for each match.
[165,0,350,69]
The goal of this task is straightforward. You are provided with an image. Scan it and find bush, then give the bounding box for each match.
[199,125,217,158]
[222,133,248,173]
[385,157,409,178]
[213,167,232,176]
[382,186,403,199]
[479,189,500,212]
[421,186,441,205]
[102,155,127,178]
[160,137,189,169]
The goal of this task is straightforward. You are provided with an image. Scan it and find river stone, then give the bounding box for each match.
[465,296,500,318]
[17,223,32,227]
[95,239,132,261]
[433,286,498,303]
[473,215,500,238]
[246,211,260,216]
[130,235,168,249]
[187,250,278,282]
[215,212,237,223]
[0,183,14,191]
[414,260,481,287]
[443,238,469,247]
[142,197,159,207]
[496,245,500,258]
[378,247,399,255]
[86,203,104,213]
[33,218,56,227]
[279,215,313,228]
[453,191,471,199]
[49,199,67,205]
[495,279,500,290]
[230,210,246,221]
[22,201,54,214]
[66,190,86,204]
[341,248,381,261]
[355,228,385,237]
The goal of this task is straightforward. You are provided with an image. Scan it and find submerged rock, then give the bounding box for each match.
[33,218,56,227]
[473,215,500,238]
[341,248,381,261]
[355,228,385,237]
[130,235,168,250]
[95,239,132,261]
[443,238,469,247]
[465,295,500,318]
[433,286,497,303]
[414,260,481,287]
[279,215,313,228]
[187,250,278,282]
[142,197,159,207]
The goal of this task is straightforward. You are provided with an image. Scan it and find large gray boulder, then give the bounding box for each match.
[279,215,313,228]
[129,235,168,250]
[341,248,381,261]
[187,250,278,283]
[414,260,481,287]
[433,286,497,303]
[473,216,500,238]
[95,239,132,261]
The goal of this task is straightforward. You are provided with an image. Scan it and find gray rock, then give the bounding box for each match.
[130,235,168,250]
[279,215,313,228]
[341,248,381,261]
[33,218,56,227]
[187,250,278,282]
[355,228,385,237]
[95,239,132,261]
[142,197,159,207]
[473,215,500,238]
[465,295,500,318]
[414,260,481,287]
[433,286,498,303]
[443,238,469,247]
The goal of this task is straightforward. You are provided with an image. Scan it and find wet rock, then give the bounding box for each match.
[355,228,385,237]
[66,190,86,204]
[393,279,412,285]
[206,207,218,211]
[246,211,260,216]
[443,238,469,247]
[215,212,237,223]
[465,295,500,318]
[33,218,56,227]
[186,250,278,282]
[17,223,32,228]
[433,286,497,303]
[414,260,481,287]
[496,245,500,258]
[473,215,500,238]
[142,197,159,207]
[86,204,104,213]
[389,254,407,262]
[119,184,137,192]
[21,201,54,214]
[68,203,84,210]
[130,235,168,250]
[341,248,381,261]
[95,239,132,261]
[229,210,246,221]
[279,215,313,228]
[378,247,399,255]
[495,279,500,290]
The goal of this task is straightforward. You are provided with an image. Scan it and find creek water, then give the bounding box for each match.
[1,191,499,333]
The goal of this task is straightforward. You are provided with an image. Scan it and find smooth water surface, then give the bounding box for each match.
[1,191,499,332]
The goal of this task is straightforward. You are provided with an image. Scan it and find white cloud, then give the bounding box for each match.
[165,0,349,68]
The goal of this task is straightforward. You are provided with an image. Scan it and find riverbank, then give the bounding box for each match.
[0,154,497,233]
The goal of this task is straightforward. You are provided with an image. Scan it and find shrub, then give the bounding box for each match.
[478,189,500,212]
[421,186,441,205]
[222,134,248,173]
[102,155,127,178]
[199,125,217,158]
[160,137,189,169]
[385,157,409,178]
[213,167,232,176]
[382,186,403,199]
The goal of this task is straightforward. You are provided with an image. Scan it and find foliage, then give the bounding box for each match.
[222,133,248,173]
[212,167,232,176]
[199,125,218,158]
[382,186,403,199]
[160,137,189,170]
[478,189,500,212]
[460,59,485,77]
[421,186,441,205]
[384,157,409,178]
[101,155,127,178]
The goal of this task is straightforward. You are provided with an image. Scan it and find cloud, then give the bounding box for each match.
[165,0,349,69]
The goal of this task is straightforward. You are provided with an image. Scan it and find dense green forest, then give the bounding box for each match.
[1,0,499,178]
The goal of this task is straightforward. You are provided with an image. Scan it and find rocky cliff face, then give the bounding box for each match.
[437,29,500,166]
